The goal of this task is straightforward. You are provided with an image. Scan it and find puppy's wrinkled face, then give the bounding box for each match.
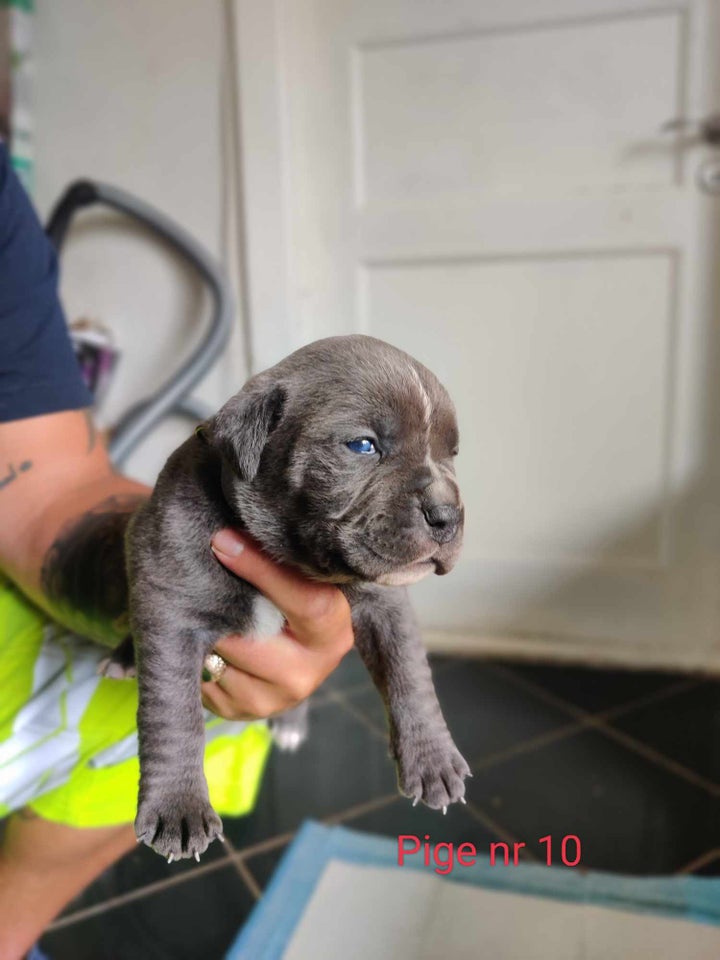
[209,336,463,586]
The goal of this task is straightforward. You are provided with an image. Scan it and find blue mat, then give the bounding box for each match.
[227,821,720,959]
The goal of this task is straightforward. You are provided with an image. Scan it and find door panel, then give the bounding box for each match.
[236,0,720,669]
[356,10,681,202]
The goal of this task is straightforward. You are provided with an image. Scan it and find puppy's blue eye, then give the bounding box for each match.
[346,437,377,455]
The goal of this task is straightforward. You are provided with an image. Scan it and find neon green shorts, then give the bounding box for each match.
[0,575,271,828]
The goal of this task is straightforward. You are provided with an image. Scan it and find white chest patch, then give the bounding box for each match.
[248,595,286,639]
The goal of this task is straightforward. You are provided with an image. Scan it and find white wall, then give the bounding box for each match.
[33,0,246,484]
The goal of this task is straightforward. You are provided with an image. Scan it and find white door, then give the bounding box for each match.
[234,0,720,671]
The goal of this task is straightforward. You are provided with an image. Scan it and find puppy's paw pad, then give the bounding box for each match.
[397,740,470,812]
[135,797,223,861]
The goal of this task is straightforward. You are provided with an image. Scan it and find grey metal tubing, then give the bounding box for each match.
[112,394,216,442]
[171,395,215,423]
[78,183,235,466]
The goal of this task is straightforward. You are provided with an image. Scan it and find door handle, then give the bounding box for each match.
[660,113,720,146]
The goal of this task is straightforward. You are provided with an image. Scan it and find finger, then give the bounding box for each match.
[211,633,322,701]
[201,683,255,721]
[210,529,352,647]
[212,627,353,690]
[200,669,292,721]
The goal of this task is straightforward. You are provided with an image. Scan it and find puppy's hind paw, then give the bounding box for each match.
[270,702,310,753]
[272,726,303,751]
[98,635,136,679]
[98,656,136,680]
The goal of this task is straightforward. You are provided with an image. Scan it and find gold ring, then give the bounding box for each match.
[203,652,228,683]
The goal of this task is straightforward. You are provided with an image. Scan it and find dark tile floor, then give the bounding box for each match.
[34,651,720,959]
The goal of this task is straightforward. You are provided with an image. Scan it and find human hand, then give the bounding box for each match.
[200,529,354,720]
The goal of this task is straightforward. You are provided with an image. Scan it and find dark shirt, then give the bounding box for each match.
[0,142,91,421]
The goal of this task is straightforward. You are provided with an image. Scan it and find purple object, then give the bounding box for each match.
[70,320,119,405]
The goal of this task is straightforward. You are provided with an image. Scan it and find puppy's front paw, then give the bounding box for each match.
[395,734,471,813]
[135,793,224,862]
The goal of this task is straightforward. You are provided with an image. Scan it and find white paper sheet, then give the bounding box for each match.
[282,861,720,960]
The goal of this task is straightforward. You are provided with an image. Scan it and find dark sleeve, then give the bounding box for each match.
[0,141,92,422]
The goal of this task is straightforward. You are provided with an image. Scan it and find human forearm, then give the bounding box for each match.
[35,477,149,646]
[0,410,149,646]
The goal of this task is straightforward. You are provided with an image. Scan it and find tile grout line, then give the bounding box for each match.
[227,795,400,899]
[470,719,589,772]
[47,855,234,931]
[586,718,720,797]
[487,663,590,721]
[228,829,297,862]
[492,661,703,729]
[325,791,399,826]
[595,678,701,724]
[221,832,263,898]
[227,795,402,900]
[676,848,720,875]
[476,668,719,794]
[329,662,648,823]
[488,665,720,790]
[581,679,720,796]
[325,688,388,740]
[234,857,263,899]
[54,826,291,931]
[330,667,604,787]
[331,660,701,799]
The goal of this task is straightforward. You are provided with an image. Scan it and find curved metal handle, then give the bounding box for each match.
[46,180,235,467]
[660,113,720,146]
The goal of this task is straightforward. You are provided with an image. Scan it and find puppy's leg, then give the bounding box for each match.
[349,586,470,811]
[270,700,310,752]
[133,616,223,861]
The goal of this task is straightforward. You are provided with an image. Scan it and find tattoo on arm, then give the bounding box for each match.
[40,493,147,646]
[2,411,97,496]
[0,459,32,491]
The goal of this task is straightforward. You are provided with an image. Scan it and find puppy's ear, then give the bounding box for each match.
[204,383,286,481]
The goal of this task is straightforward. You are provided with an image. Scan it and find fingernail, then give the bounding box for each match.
[212,529,245,557]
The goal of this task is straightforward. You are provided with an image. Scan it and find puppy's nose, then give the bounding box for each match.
[422,504,461,544]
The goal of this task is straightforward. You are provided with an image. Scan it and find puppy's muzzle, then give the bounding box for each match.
[422,503,462,545]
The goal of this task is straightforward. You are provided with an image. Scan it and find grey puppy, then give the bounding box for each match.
[126,335,470,861]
